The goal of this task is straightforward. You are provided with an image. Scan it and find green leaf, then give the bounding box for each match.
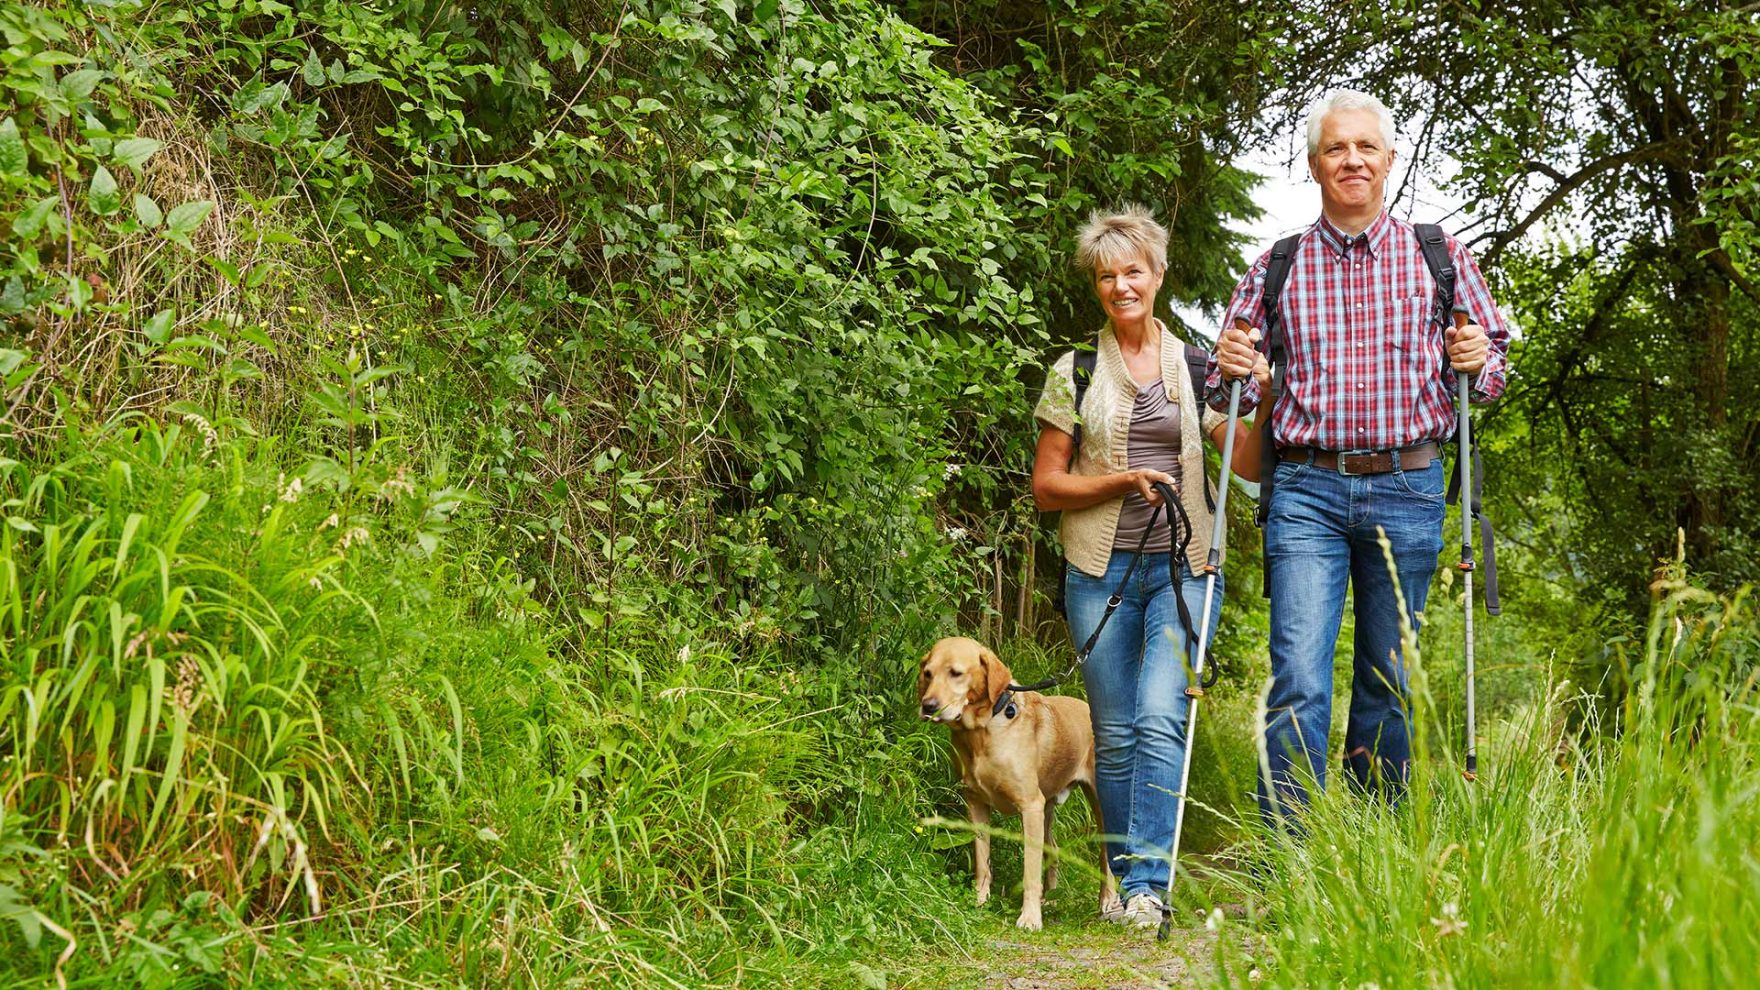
[163,199,214,246]
[143,308,175,345]
[88,165,119,215]
[133,193,162,228]
[60,68,103,101]
[13,196,57,239]
[0,119,25,175]
[207,255,240,285]
[301,46,325,86]
[112,136,161,170]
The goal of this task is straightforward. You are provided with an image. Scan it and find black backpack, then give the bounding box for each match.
[1252,223,1498,612]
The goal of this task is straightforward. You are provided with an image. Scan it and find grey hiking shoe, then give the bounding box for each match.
[1121,893,1164,928]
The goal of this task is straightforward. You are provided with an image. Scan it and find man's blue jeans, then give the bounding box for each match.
[1066,551,1223,901]
[1257,454,1445,820]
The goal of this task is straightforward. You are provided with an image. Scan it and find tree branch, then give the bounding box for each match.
[1706,247,1760,309]
[1474,140,1682,265]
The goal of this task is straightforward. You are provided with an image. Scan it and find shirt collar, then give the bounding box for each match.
[1313,210,1392,259]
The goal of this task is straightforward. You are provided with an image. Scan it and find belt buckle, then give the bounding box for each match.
[1336,449,1376,476]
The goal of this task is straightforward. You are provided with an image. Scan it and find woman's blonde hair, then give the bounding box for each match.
[1074,204,1168,274]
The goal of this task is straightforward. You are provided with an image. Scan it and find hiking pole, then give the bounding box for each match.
[1156,324,1249,943]
[1453,310,1478,783]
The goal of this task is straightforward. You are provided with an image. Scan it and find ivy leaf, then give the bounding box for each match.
[88,165,120,215]
[0,118,26,175]
[112,137,161,171]
[133,193,162,228]
[163,200,214,247]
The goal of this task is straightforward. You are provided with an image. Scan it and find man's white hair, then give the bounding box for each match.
[1305,90,1397,157]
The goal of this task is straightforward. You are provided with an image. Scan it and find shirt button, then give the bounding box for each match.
[1357,383,1365,390]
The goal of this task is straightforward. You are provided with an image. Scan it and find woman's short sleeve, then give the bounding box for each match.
[1034,351,1078,437]
[1200,404,1226,439]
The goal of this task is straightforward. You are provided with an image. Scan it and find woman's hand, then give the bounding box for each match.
[1131,469,1178,506]
[1034,428,1183,512]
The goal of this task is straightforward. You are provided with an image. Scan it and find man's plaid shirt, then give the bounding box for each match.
[1205,211,1511,451]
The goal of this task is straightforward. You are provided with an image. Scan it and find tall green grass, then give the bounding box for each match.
[0,417,983,987]
[1213,547,1760,987]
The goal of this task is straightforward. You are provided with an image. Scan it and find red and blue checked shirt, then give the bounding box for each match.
[1205,211,1511,451]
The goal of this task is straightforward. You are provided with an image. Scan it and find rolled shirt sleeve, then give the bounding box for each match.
[1206,250,1272,414]
[1448,237,1512,404]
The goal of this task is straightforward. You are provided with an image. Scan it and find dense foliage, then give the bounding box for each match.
[0,0,1264,984]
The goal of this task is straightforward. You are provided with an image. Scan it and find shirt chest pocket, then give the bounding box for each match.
[1385,296,1444,359]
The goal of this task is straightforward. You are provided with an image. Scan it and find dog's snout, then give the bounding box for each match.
[920,699,940,716]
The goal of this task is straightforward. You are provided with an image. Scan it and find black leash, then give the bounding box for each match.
[995,481,1217,717]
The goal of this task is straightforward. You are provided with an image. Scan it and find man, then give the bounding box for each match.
[1209,90,1510,817]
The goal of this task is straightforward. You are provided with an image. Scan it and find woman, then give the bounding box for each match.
[1031,206,1267,926]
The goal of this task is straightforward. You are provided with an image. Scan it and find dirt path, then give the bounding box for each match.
[970,926,1222,990]
[878,903,1258,990]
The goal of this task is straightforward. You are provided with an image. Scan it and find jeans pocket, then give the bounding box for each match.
[1395,462,1446,502]
[1274,456,1311,486]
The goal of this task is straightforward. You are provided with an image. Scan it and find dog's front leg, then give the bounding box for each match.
[968,794,991,906]
[1017,794,1046,930]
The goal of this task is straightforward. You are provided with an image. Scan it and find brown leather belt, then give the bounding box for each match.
[1281,442,1440,476]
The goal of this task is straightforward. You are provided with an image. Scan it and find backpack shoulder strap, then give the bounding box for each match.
[1068,334,1100,467]
[1259,234,1302,332]
[1253,234,1302,533]
[1414,223,1457,325]
[1181,342,1218,513]
[1181,342,1208,401]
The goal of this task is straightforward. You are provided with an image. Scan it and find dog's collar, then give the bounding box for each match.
[990,689,1019,720]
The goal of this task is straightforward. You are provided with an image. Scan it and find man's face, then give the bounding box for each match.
[1308,107,1394,215]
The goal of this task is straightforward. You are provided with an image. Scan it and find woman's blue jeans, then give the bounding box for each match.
[1257,455,1446,821]
[1066,550,1223,901]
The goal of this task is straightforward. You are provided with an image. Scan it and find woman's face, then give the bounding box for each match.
[1093,253,1163,327]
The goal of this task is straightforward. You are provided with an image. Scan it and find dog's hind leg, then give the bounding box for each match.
[1017,795,1046,930]
[1041,801,1060,892]
[968,794,992,907]
[1082,779,1120,917]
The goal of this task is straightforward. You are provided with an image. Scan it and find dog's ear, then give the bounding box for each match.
[972,645,1009,713]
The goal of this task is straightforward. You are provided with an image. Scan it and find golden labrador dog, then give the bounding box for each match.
[918,636,1118,930]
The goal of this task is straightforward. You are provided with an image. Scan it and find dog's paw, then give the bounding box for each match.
[1015,908,1042,931]
[974,884,990,907]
